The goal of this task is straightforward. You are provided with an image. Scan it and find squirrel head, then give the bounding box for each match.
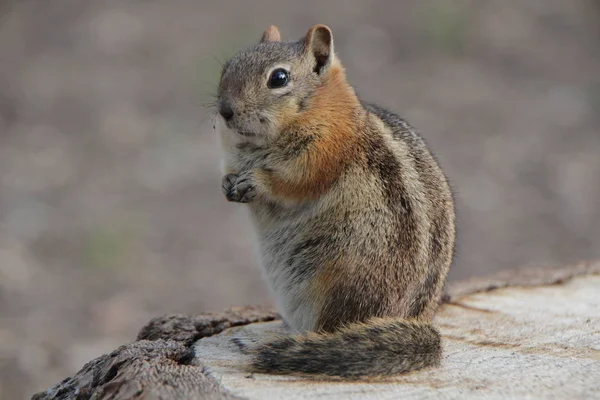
[217,24,354,143]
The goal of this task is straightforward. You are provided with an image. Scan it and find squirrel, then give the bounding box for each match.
[214,24,456,379]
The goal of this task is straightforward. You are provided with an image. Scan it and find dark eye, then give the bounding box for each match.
[268,68,289,89]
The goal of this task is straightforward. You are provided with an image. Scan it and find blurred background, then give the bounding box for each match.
[1,0,599,397]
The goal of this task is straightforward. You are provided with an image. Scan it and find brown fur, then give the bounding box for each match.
[255,65,362,201]
[244,318,442,379]
[217,24,456,379]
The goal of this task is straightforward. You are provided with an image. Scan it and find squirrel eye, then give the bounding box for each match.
[268,68,289,89]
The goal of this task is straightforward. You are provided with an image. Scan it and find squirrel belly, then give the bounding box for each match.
[216,24,456,379]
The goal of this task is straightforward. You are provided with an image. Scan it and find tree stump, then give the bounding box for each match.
[33,262,600,400]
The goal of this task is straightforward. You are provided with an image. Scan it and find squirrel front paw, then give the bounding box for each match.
[222,173,257,203]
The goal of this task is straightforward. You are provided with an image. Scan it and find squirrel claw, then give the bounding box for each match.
[222,173,257,203]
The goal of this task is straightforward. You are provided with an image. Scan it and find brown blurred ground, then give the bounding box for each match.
[0,0,599,398]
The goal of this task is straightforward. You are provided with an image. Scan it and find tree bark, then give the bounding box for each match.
[33,262,600,400]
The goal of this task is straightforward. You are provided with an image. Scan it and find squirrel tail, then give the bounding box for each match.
[238,317,441,378]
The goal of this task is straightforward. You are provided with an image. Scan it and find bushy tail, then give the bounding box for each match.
[238,318,441,379]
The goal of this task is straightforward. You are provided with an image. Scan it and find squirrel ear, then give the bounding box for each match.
[304,25,334,75]
[260,25,281,43]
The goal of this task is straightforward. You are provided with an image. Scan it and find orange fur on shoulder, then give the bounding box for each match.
[257,66,363,201]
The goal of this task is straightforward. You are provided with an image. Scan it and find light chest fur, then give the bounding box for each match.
[217,117,324,330]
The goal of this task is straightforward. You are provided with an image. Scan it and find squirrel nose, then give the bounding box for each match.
[219,101,234,121]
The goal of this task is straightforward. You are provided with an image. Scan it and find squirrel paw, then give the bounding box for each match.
[222,173,257,203]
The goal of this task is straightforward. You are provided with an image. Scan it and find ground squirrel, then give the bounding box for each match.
[214,24,456,378]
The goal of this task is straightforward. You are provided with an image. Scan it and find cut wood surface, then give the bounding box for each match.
[33,262,600,400]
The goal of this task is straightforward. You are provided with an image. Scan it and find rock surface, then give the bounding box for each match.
[33,262,600,400]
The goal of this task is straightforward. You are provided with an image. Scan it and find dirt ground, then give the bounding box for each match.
[1,1,599,398]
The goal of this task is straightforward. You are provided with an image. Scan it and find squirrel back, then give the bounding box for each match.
[216,24,455,378]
